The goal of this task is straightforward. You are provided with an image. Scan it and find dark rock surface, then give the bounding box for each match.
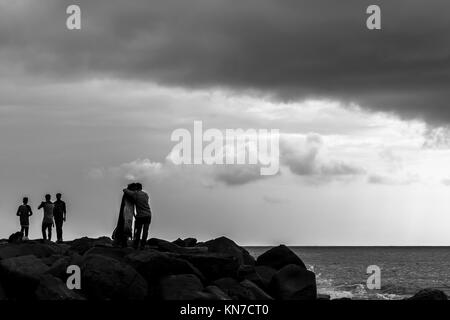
[158,274,204,300]
[408,288,448,300]
[80,254,148,300]
[270,264,317,300]
[204,236,255,265]
[0,236,323,301]
[213,277,256,300]
[256,245,306,270]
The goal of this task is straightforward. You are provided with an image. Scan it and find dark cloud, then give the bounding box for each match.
[1,0,450,124]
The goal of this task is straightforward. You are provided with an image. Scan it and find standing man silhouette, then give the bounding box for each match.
[17,197,33,240]
[38,194,54,241]
[53,193,67,243]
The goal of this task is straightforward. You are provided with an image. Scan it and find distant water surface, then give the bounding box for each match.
[246,247,450,300]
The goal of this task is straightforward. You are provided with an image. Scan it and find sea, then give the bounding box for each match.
[246,247,450,300]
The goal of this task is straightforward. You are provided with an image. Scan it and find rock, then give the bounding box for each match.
[173,238,185,247]
[0,242,65,260]
[80,254,147,300]
[270,264,316,300]
[148,238,207,254]
[213,277,256,300]
[173,237,198,247]
[317,293,331,300]
[46,256,72,281]
[204,236,255,266]
[148,238,185,253]
[84,246,134,262]
[169,252,240,281]
[67,237,113,255]
[237,264,256,280]
[35,274,84,300]
[8,232,23,243]
[158,274,204,300]
[240,280,273,300]
[408,288,448,300]
[204,285,232,300]
[125,250,205,284]
[41,254,65,266]
[0,255,50,299]
[184,238,198,247]
[256,245,306,270]
[244,265,277,291]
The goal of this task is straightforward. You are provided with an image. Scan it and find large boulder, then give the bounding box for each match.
[67,237,113,255]
[169,252,240,281]
[240,280,273,300]
[204,285,232,300]
[148,238,207,254]
[0,242,65,260]
[213,277,256,300]
[244,265,277,291]
[41,254,65,266]
[237,265,256,280]
[158,274,204,300]
[84,246,134,262]
[0,255,50,299]
[173,238,198,247]
[148,238,185,253]
[125,250,205,284]
[46,256,72,281]
[408,288,448,300]
[204,236,255,266]
[270,264,316,300]
[80,254,147,300]
[35,274,85,300]
[256,245,306,270]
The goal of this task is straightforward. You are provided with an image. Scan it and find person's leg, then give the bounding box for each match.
[24,226,29,238]
[42,223,47,240]
[133,219,143,249]
[55,220,63,242]
[140,221,150,249]
[47,224,52,241]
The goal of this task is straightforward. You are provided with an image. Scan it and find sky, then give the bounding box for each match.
[1,0,450,245]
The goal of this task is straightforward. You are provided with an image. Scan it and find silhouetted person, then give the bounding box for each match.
[38,194,54,241]
[123,183,152,249]
[16,197,33,240]
[113,183,138,247]
[53,193,67,243]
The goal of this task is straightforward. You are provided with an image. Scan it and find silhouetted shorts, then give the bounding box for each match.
[42,222,53,229]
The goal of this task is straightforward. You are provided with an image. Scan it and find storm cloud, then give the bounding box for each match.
[1,0,450,124]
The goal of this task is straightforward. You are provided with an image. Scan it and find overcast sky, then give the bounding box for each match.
[1,0,450,245]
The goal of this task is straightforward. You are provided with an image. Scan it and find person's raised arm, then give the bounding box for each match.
[37,202,43,210]
[123,188,137,201]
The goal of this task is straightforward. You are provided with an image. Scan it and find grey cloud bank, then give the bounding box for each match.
[1,0,450,125]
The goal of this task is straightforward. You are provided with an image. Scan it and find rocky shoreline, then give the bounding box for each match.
[0,236,447,300]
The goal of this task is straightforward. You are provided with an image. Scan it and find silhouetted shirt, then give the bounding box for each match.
[123,189,152,218]
[17,205,32,226]
[53,200,66,221]
[38,201,54,224]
